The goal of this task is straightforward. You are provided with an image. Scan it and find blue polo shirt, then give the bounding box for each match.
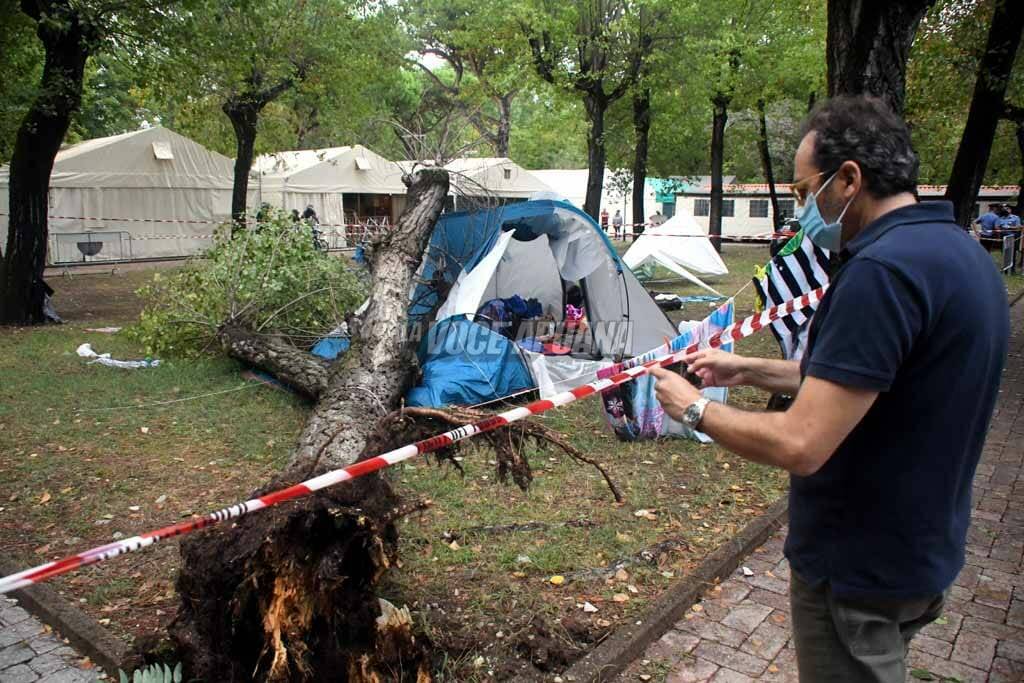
[788,201,1009,600]
[976,211,999,233]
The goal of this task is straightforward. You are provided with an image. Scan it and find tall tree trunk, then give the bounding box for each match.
[0,11,90,324]
[708,93,729,253]
[807,90,817,113]
[495,94,513,157]
[171,169,451,682]
[631,87,651,238]
[583,95,608,220]
[224,101,260,226]
[756,99,782,229]
[826,0,936,114]
[1015,119,1024,218]
[945,0,1024,226]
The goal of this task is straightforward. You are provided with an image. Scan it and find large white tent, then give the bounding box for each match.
[0,126,237,262]
[443,157,553,207]
[529,168,659,224]
[621,212,728,294]
[253,145,407,235]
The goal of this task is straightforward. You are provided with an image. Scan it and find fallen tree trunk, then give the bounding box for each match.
[170,168,450,682]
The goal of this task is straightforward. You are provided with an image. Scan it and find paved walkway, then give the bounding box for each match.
[0,598,100,682]
[622,300,1024,682]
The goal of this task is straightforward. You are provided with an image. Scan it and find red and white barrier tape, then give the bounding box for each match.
[0,212,389,232]
[0,286,828,595]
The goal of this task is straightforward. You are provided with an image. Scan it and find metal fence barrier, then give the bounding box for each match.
[48,231,134,265]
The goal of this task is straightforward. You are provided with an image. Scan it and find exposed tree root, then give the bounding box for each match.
[383,406,624,502]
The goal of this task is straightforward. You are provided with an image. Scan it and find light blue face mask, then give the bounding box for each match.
[795,171,855,253]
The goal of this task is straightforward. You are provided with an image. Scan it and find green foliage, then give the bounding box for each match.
[129,214,367,357]
[907,0,1023,185]
[118,662,182,683]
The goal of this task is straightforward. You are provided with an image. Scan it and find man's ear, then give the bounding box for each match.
[838,160,861,199]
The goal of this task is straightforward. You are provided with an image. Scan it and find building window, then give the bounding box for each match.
[694,198,710,216]
[721,199,735,218]
[663,202,675,218]
[503,168,512,180]
[749,199,769,218]
[777,199,795,220]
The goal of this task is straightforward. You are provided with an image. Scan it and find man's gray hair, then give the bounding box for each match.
[802,96,919,198]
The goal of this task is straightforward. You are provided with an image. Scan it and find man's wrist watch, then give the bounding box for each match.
[681,397,711,429]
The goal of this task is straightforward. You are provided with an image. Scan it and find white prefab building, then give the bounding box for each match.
[670,181,1020,237]
[0,126,237,263]
[253,145,408,235]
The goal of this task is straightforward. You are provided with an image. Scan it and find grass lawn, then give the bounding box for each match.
[0,241,1015,678]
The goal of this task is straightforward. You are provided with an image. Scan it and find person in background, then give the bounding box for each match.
[301,204,319,225]
[974,202,1001,237]
[651,95,1009,683]
[612,210,623,239]
[600,208,610,234]
[290,208,301,224]
[998,202,1021,232]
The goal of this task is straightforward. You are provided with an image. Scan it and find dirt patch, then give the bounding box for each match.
[42,261,183,323]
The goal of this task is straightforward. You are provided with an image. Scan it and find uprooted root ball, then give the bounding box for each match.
[169,470,432,683]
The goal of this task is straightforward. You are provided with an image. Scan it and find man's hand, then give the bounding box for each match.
[682,348,748,387]
[649,366,702,421]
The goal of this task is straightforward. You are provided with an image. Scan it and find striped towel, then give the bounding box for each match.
[752,230,832,360]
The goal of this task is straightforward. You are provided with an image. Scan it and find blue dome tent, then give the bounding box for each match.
[406,199,678,407]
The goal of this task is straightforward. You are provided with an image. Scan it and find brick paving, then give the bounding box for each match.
[0,598,100,682]
[621,300,1024,682]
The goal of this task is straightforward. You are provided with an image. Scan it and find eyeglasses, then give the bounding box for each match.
[790,169,838,207]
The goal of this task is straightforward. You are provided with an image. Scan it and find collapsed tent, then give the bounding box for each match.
[0,126,238,262]
[405,199,678,407]
[621,213,728,294]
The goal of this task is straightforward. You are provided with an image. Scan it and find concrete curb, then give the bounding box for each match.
[0,559,130,678]
[561,496,789,683]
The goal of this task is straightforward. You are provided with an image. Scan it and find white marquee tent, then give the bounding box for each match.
[253,145,407,234]
[621,212,729,294]
[443,157,553,207]
[529,168,659,224]
[0,126,237,262]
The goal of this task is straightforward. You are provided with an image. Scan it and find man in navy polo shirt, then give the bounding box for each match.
[651,96,1009,682]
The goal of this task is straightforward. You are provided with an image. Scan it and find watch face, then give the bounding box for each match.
[684,404,701,427]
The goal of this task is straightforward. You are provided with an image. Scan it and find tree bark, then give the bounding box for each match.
[826,0,936,114]
[219,326,329,400]
[944,0,1024,226]
[631,87,651,237]
[284,168,450,478]
[1015,118,1024,217]
[224,101,260,226]
[583,95,608,221]
[756,99,782,230]
[171,168,450,682]
[0,3,92,324]
[708,93,729,253]
[495,94,513,157]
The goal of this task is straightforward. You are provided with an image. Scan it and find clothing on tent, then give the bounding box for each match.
[752,229,831,360]
[599,300,734,442]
